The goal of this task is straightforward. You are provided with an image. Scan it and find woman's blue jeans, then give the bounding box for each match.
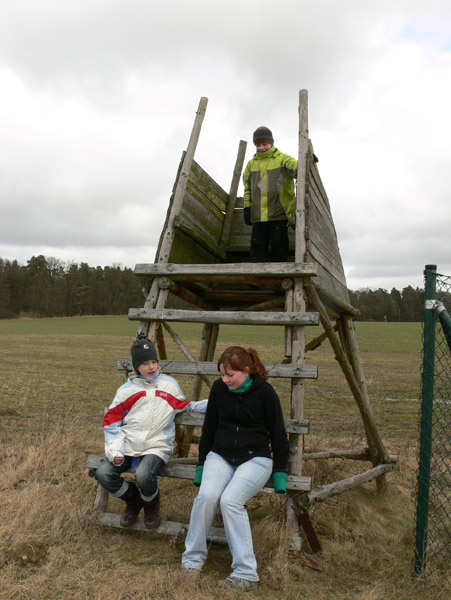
[182,451,272,581]
[95,454,164,502]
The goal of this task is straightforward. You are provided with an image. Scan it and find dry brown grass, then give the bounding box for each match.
[0,318,449,599]
[0,416,448,600]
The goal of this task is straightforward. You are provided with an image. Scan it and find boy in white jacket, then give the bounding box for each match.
[95,334,207,529]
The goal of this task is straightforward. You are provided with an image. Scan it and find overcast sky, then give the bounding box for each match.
[1,0,450,291]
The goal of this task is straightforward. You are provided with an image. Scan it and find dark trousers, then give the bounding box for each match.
[250,220,289,262]
[95,454,164,500]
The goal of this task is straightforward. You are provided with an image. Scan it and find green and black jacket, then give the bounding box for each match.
[243,146,297,223]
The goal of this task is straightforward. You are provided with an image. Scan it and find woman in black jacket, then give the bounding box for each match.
[181,346,289,591]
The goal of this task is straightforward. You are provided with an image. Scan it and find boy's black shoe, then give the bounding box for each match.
[119,482,142,527]
[142,491,161,529]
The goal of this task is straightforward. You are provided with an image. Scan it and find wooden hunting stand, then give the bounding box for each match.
[87,90,396,551]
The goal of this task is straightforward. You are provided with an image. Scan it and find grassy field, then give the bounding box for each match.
[0,316,448,599]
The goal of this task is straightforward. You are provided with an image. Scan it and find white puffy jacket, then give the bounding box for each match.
[103,372,207,463]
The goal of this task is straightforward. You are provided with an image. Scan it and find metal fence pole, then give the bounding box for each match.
[413,264,437,576]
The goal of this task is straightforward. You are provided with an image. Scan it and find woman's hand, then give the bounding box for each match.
[194,465,204,487]
[272,472,288,494]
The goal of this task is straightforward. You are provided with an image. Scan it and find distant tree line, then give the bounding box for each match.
[0,255,142,318]
[0,255,425,321]
[348,286,424,322]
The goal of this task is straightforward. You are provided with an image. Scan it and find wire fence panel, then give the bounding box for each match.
[414,264,451,576]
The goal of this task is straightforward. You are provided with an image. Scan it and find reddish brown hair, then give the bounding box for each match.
[217,346,268,380]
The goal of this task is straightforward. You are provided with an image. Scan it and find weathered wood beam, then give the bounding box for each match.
[97,513,227,543]
[93,482,109,510]
[243,297,285,312]
[294,463,395,510]
[305,283,389,464]
[129,307,319,327]
[156,98,208,264]
[134,262,318,278]
[341,314,388,492]
[158,277,214,310]
[284,89,310,553]
[303,448,398,462]
[336,314,380,475]
[284,287,294,357]
[173,215,227,261]
[86,455,311,491]
[296,89,309,264]
[161,322,211,389]
[305,328,333,352]
[220,139,247,247]
[116,358,318,380]
[143,274,295,292]
[137,97,208,339]
[155,324,167,360]
[203,289,278,303]
[314,281,360,318]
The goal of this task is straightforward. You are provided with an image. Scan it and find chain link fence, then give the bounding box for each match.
[414,264,451,576]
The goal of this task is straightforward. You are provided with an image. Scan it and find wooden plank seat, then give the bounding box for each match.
[87,410,311,538]
[87,453,312,492]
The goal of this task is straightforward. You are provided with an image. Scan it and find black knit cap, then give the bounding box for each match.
[253,126,274,145]
[131,334,158,370]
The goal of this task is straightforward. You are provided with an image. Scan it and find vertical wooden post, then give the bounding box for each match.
[93,483,109,511]
[295,90,309,263]
[155,324,168,360]
[220,140,247,247]
[284,287,294,357]
[290,89,309,473]
[138,97,209,339]
[285,89,310,551]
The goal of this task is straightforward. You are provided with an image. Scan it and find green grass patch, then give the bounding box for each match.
[0,316,424,447]
[0,316,448,600]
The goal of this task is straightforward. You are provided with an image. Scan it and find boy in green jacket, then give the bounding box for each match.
[242,126,297,262]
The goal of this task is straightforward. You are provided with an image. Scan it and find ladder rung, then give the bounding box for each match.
[170,413,309,435]
[128,308,319,327]
[97,513,228,542]
[116,358,318,380]
[134,262,318,278]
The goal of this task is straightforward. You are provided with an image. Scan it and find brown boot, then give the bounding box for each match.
[119,482,143,527]
[142,491,161,529]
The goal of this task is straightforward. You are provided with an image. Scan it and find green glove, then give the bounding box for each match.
[272,472,288,494]
[194,465,204,487]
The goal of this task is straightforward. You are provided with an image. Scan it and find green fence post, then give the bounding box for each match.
[413,264,437,576]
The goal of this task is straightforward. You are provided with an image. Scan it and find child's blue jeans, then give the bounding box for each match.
[182,451,272,581]
[95,454,164,502]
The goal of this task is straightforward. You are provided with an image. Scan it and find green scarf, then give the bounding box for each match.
[231,375,253,394]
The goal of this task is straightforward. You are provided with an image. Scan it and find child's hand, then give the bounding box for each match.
[113,457,124,466]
